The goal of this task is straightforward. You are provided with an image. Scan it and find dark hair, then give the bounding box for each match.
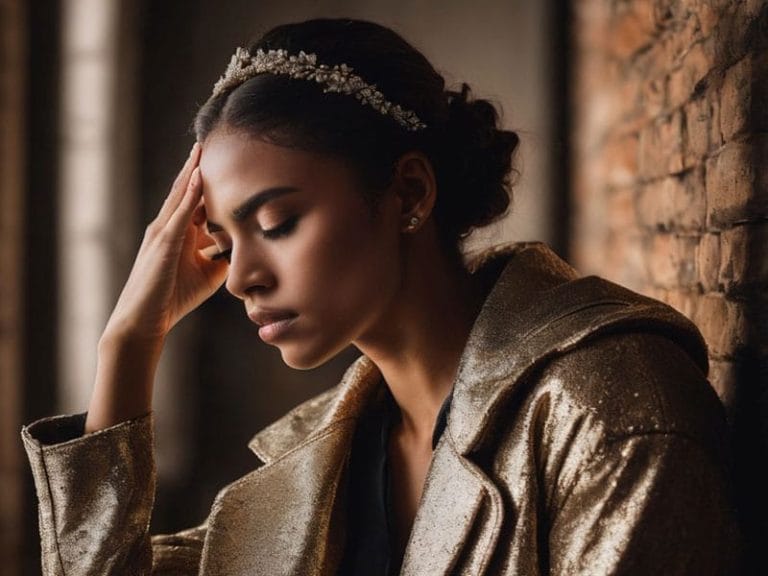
[193,18,519,257]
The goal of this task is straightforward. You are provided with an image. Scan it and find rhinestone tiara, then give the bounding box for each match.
[211,47,427,132]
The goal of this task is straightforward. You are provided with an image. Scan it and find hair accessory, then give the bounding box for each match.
[212,47,427,132]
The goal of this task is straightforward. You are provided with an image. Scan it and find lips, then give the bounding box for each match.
[247,308,297,327]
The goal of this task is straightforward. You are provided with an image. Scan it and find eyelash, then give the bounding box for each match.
[211,216,299,263]
[264,215,299,239]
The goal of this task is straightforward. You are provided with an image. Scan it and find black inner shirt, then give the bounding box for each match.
[337,384,454,576]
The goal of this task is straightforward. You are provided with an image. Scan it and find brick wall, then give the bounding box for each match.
[572,0,767,570]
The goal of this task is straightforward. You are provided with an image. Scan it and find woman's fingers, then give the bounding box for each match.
[165,166,202,235]
[155,143,201,226]
[192,198,206,227]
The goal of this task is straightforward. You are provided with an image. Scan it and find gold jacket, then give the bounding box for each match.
[22,242,742,575]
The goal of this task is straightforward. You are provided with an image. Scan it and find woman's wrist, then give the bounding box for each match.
[103,325,164,353]
[86,331,165,433]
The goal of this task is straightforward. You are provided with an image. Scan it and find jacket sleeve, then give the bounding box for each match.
[21,412,205,576]
[548,430,742,575]
[541,333,743,575]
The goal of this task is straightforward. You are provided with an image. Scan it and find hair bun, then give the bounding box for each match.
[435,82,520,242]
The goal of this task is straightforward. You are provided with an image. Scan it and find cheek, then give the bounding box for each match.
[290,205,399,320]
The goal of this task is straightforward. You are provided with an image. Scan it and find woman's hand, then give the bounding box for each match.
[103,142,228,344]
[86,142,228,432]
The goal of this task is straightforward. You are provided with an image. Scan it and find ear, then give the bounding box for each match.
[390,151,436,233]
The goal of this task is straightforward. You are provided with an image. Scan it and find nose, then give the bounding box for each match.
[224,243,274,299]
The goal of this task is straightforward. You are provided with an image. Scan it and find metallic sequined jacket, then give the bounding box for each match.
[22,242,742,575]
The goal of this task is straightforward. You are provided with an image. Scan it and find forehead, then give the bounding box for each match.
[199,130,358,210]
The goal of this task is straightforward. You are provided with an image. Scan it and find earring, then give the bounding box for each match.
[407,216,420,231]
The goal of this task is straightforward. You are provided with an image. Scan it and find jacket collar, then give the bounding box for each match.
[247,241,576,464]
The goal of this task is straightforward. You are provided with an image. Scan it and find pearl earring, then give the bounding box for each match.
[407,216,420,231]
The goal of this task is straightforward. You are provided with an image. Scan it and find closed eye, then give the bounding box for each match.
[210,216,299,263]
[262,215,299,240]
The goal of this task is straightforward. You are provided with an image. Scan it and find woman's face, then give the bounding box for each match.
[199,129,403,369]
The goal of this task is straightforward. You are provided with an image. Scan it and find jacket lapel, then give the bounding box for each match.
[200,420,353,576]
[399,242,576,575]
[401,435,504,575]
[199,354,383,576]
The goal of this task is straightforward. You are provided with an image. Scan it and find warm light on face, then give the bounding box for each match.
[198,130,403,370]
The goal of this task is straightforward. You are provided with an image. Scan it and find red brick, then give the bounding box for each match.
[639,114,686,179]
[696,232,721,292]
[617,76,644,125]
[720,57,752,141]
[639,123,664,179]
[604,230,648,291]
[645,286,670,303]
[694,294,749,358]
[637,170,706,230]
[719,223,768,293]
[641,76,667,119]
[579,73,626,138]
[667,42,712,109]
[660,14,703,66]
[637,180,667,228]
[705,137,768,227]
[684,92,712,163]
[607,187,638,229]
[646,232,699,288]
[667,67,690,111]
[711,5,753,64]
[665,287,699,319]
[709,86,723,150]
[719,225,748,292]
[674,166,707,229]
[604,135,640,187]
[694,0,720,37]
[609,0,657,58]
[653,0,676,28]
[659,110,686,174]
[708,359,738,409]
[631,37,668,83]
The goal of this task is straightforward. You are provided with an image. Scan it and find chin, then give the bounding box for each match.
[277,338,350,371]
[278,332,350,370]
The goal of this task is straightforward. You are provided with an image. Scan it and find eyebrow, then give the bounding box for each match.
[206,186,300,233]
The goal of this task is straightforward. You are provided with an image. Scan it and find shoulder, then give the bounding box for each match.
[526,332,743,574]
[486,327,728,471]
[533,329,726,442]
[486,328,734,526]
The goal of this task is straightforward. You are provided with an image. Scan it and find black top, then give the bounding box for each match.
[337,384,454,576]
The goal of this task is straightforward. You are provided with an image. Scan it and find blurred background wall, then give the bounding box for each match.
[3,0,765,574]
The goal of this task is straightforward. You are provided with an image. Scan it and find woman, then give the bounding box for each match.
[22,17,741,576]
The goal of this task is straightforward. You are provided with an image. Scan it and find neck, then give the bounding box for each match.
[353,232,490,444]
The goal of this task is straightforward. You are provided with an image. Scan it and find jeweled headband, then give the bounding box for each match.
[211,47,428,132]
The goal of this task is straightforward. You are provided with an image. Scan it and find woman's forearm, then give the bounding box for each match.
[85,330,165,433]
